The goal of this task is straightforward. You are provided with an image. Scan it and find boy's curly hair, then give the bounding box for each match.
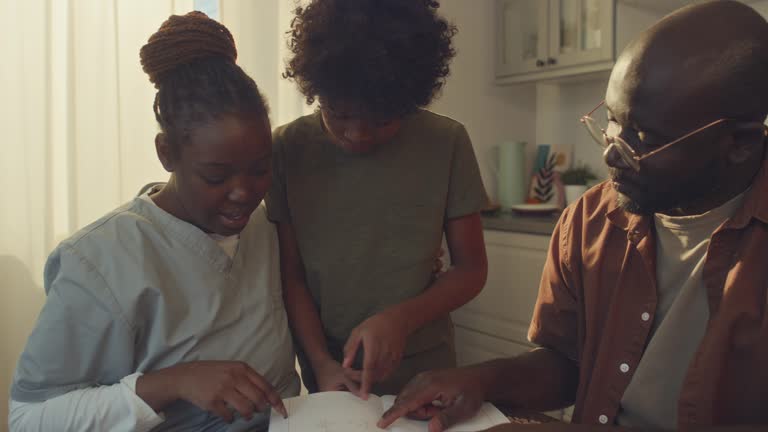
[284,0,457,120]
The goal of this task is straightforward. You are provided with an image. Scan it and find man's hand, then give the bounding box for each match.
[314,357,363,396]
[377,368,487,432]
[343,310,410,398]
[138,361,287,423]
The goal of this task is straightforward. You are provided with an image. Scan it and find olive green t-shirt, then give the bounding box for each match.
[266,109,486,369]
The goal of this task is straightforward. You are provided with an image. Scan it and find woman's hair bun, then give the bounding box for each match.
[140,11,237,86]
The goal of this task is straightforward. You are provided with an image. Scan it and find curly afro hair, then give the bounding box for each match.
[284,0,457,120]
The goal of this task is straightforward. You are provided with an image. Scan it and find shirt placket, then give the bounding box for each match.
[593,219,658,426]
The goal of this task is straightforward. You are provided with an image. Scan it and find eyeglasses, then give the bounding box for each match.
[580,100,768,172]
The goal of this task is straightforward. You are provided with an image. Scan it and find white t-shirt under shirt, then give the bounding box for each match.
[618,192,746,430]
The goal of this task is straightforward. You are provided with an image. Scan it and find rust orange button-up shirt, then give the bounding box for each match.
[528,157,768,430]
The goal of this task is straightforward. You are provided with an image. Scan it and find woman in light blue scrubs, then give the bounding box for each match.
[9,12,299,432]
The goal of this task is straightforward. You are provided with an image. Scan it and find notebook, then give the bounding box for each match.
[269,391,509,432]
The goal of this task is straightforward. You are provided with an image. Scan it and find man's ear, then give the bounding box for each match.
[155,133,175,172]
[728,128,764,164]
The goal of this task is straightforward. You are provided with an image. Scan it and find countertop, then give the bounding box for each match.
[481,211,560,236]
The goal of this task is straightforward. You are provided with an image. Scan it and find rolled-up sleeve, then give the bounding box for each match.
[445,124,488,220]
[527,206,580,361]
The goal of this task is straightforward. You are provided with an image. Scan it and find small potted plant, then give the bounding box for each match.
[560,164,598,204]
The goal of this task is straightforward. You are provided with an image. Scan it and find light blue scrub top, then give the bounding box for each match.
[11,191,300,431]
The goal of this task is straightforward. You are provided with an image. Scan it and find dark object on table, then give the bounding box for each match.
[502,407,560,425]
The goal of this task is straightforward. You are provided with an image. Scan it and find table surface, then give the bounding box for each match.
[500,407,560,425]
[481,211,560,236]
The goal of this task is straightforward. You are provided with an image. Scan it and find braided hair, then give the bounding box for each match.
[140,12,268,156]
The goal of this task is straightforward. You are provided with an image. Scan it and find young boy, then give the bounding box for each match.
[270,0,488,398]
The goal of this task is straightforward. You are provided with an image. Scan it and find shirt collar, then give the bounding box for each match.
[725,153,768,228]
[605,187,650,241]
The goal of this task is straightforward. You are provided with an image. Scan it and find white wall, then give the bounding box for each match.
[222,0,311,127]
[557,80,611,179]
[430,0,537,202]
[1,1,56,427]
[750,0,768,16]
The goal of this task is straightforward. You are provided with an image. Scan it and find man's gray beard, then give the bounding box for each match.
[615,179,723,216]
[616,192,647,215]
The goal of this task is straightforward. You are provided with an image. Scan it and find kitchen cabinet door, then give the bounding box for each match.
[495,0,618,84]
[452,230,550,351]
[548,0,615,69]
[452,230,569,422]
[496,0,549,77]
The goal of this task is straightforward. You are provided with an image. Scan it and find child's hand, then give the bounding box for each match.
[343,310,409,398]
[169,361,287,422]
[314,357,363,396]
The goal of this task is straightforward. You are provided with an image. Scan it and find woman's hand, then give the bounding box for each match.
[343,309,410,398]
[138,361,287,423]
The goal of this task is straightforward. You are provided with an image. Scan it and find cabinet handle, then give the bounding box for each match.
[547,57,557,65]
[536,59,545,67]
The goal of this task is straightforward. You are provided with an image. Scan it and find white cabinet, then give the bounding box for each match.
[496,0,616,84]
[495,0,549,76]
[452,229,572,421]
[549,0,615,69]
[452,230,550,365]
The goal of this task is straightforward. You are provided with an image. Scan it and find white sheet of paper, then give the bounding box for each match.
[269,392,383,432]
[379,395,508,432]
[269,392,509,432]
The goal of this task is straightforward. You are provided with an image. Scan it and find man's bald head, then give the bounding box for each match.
[602,1,768,216]
[608,0,768,134]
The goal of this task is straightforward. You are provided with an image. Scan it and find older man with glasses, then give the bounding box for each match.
[377,1,768,431]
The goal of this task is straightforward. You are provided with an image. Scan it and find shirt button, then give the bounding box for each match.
[641,312,650,321]
[620,363,630,373]
[599,414,609,424]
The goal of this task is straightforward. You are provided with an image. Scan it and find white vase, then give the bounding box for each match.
[496,141,527,208]
[564,185,588,205]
